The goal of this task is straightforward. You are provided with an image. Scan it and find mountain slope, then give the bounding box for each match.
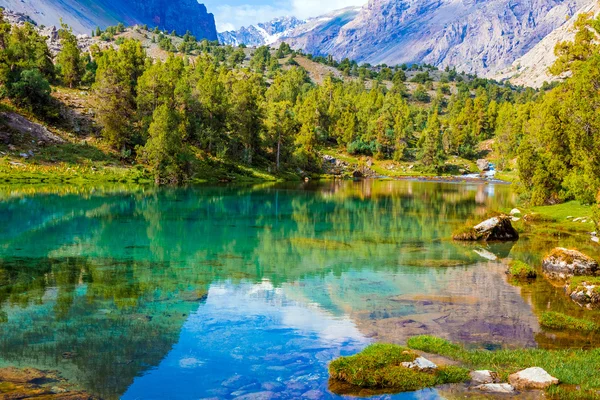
[0,0,217,40]
[322,0,591,75]
[494,0,600,87]
[234,0,592,76]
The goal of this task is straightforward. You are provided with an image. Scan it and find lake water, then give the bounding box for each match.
[1,180,599,399]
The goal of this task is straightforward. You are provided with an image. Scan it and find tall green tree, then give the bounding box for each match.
[418,111,445,169]
[56,22,83,88]
[93,39,146,149]
[138,104,190,184]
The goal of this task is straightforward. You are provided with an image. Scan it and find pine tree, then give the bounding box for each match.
[418,111,445,169]
[57,22,83,88]
[139,104,190,184]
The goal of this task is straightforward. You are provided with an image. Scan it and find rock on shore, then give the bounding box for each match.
[453,215,519,242]
[542,248,600,280]
[508,367,559,390]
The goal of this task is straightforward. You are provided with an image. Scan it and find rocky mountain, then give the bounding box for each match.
[494,0,600,87]
[219,16,305,46]
[309,0,592,75]
[217,8,361,48]
[229,0,593,76]
[0,0,217,40]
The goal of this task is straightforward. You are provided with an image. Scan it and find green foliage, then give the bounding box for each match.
[517,14,600,206]
[540,312,599,332]
[9,69,52,112]
[418,111,445,169]
[329,343,469,392]
[92,39,146,149]
[412,85,430,102]
[56,22,83,88]
[407,335,600,396]
[250,46,271,73]
[0,11,55,114]
[411,71,433,84]
[137,104,191,184]
[508,260,537,279]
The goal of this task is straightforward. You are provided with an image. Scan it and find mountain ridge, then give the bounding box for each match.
[0,0,218,40]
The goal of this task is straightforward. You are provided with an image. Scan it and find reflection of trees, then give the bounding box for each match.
[0,181,517,397]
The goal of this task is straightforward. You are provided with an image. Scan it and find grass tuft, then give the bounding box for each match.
[406,335,600,395]
[452,226,481,241]
[328,343,469,392]
[508,260,537,279]
[540,312,600,332]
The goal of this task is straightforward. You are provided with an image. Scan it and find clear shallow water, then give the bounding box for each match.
[0,180,598,399]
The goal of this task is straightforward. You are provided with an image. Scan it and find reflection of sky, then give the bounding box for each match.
[122,281,442,399]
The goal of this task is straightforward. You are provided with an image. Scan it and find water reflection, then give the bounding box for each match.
[0,180,596,398]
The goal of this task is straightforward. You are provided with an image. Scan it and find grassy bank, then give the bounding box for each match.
[0,152,291,185]
[329,336,600,399]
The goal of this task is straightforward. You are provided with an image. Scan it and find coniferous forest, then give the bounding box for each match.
[0,10,599,222]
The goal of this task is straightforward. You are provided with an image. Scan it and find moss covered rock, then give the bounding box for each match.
[542,248,599,280]
[453,215,519,242]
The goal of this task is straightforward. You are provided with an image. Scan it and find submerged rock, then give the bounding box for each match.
[401,356,437,370]
[454,215,519,242]
[475,383,515,393]
[0,367,46,383]
[542,248,600,280]
[469,370,499,384]
[567,281,600,308]
[0,367,97,399]
[508,367,559,390]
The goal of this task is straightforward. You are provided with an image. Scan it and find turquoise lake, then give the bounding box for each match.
[1,180,599,399]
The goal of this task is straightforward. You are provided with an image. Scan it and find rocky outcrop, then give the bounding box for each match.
[508,367,559,390]
[542,248,600,280]
[454,215,519,242]
[476,159,490,172]
[494,0,600,87]
[0,112,65,145]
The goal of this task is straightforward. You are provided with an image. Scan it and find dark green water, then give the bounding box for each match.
[0,180,598,399]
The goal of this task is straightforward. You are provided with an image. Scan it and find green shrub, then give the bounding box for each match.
[9,69,52,112]
[508,260,537,279]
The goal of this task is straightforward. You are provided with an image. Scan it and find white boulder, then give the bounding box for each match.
[508,367,559,390]
[475,383,515,393]
[401,357,437,370]
[470,370,498,384]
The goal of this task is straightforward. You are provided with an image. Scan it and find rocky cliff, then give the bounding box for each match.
[0,0,217,40]
[242,0,592,76]
[313,0,591,75]
[494,0,600,87]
